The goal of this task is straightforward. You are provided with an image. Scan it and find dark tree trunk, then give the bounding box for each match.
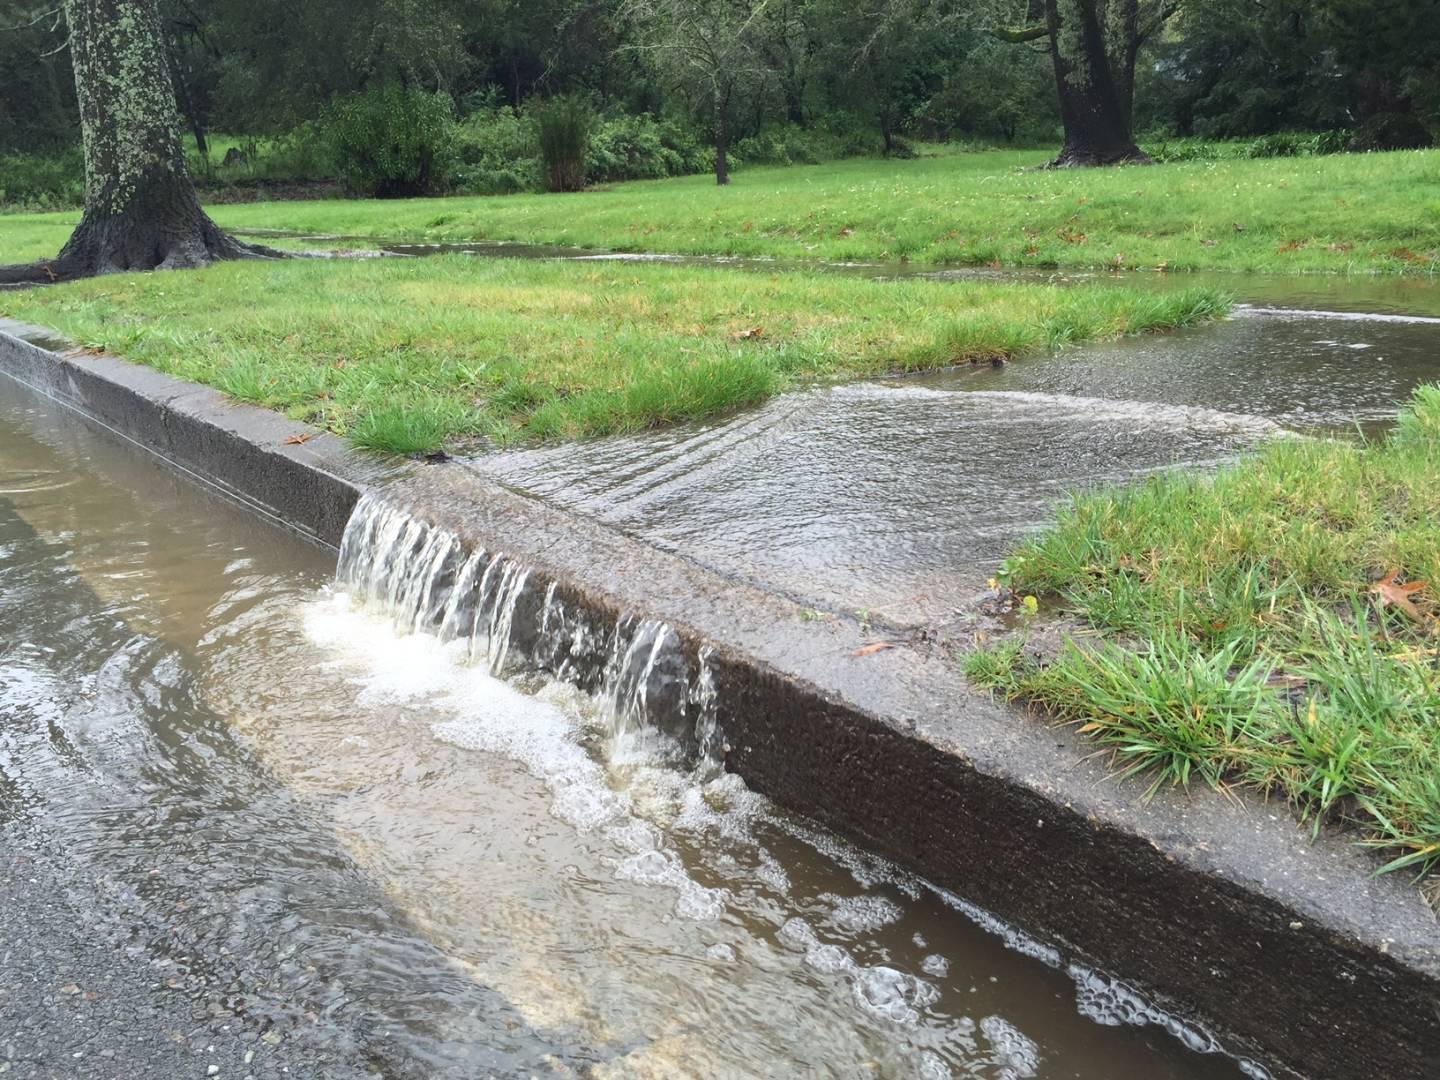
[713,87,730,186]
[0,0,275,286]
[1044,0,1150,167]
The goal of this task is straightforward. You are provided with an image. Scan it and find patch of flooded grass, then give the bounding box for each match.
[967,386,1440,888]
[0,255,1227,450]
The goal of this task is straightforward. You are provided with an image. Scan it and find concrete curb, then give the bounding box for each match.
[2,324,1436,1080]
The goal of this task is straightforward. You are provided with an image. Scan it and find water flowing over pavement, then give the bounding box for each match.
[471,286,1440,627]
[0,371,1261,1076]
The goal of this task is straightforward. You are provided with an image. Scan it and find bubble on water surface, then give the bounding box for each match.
[851,966,940,1025]
[803,943,856,974]
[823,893,904,933]
[921,954,949,978]
[979,1015,1041,1078]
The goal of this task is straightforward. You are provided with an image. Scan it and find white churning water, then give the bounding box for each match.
[315,491,1270,1079]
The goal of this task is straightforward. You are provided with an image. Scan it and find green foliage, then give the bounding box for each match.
[452,107,538,194]
[325,85,457,198]
[971,385,1440,882]
[536,97,593,193]
[0,148,84,210]
[1142,133,1352,163]
[1347,114,1435,153]
[586,114,714,182]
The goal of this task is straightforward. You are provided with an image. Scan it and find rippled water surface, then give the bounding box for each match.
[0,381,1253,1077]
[473,293,1440,624]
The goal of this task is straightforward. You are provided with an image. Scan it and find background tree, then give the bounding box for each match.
[818,0,957,156]
[997,0,1177,165]
[0,0,272,283]
[622,0,774,184]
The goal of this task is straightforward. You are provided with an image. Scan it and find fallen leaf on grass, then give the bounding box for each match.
[283,433,316,446]
[1371,568,1428,622]
[730,327,765,341]
[853,642,897,657]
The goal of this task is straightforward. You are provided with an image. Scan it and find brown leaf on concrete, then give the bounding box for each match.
[853,641,897,657]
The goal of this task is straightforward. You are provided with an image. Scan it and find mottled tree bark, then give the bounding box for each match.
[1045,0,1150,166]
[0,0,276,285]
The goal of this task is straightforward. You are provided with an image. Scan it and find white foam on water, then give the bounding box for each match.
[852,966,940,1025]
[1238,304,1440,326]
[822,893,905,934]
[804,943,856,974]
[922,954,950,978]
[303,591,728,920]
[979,1015,1041,1078]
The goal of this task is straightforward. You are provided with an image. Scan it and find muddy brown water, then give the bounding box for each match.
[0,381,1262,1075]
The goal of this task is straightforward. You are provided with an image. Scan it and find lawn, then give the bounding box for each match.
[0,255,1226,452]
[4,147,1437,274]
[967,388,1440,890]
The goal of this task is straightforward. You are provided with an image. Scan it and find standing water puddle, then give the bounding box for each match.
[0,367,1258,1073]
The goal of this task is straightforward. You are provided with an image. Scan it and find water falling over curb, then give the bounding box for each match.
[0,322,1437,1080]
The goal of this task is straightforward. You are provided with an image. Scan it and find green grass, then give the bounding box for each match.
[967,386,1440,887]
[6,147,1437,273]
[0,255,1227,453]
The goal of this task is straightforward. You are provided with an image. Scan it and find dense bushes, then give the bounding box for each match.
[1348,114,1434,152]
[325,85,456,198]
[0,147,84,209]
[1142,131,1352,163]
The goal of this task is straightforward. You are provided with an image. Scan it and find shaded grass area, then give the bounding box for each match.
[5,148,1437,274]
[0,255,1227,452]
[967,388,1440,887]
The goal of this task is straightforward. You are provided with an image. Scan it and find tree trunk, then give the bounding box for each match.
[713,87,730,186]
[1,0,275,285]
[1044,0,1150,167]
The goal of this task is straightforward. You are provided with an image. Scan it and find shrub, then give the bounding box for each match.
[0,147,84,209]
[325,84,456,198]
[451,107,538,194]
[536,97,593,193]
[586,113,682,182]
[1246,132,1306,158]
[1347,113,1434,152]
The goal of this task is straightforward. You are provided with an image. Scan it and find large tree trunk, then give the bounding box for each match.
[0,0,274,286]
[1044,0,1150,167]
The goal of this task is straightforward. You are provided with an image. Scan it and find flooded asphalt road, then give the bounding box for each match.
[0,373,1259,1075]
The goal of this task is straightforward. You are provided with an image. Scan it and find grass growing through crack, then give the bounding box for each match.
[966,386,1440,885]
[0,254,1227,452]
[3,146,1438,273]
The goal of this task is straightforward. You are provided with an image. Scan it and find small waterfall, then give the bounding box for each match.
[336,493,720,762]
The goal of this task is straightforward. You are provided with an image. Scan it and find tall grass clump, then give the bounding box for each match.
[537,97,593,193]
[968,385,1440,886]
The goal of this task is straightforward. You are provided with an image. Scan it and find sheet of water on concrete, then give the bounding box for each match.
[472,303,1438,625]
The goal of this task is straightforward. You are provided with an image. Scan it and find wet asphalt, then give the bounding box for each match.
[0,821,379,1080]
